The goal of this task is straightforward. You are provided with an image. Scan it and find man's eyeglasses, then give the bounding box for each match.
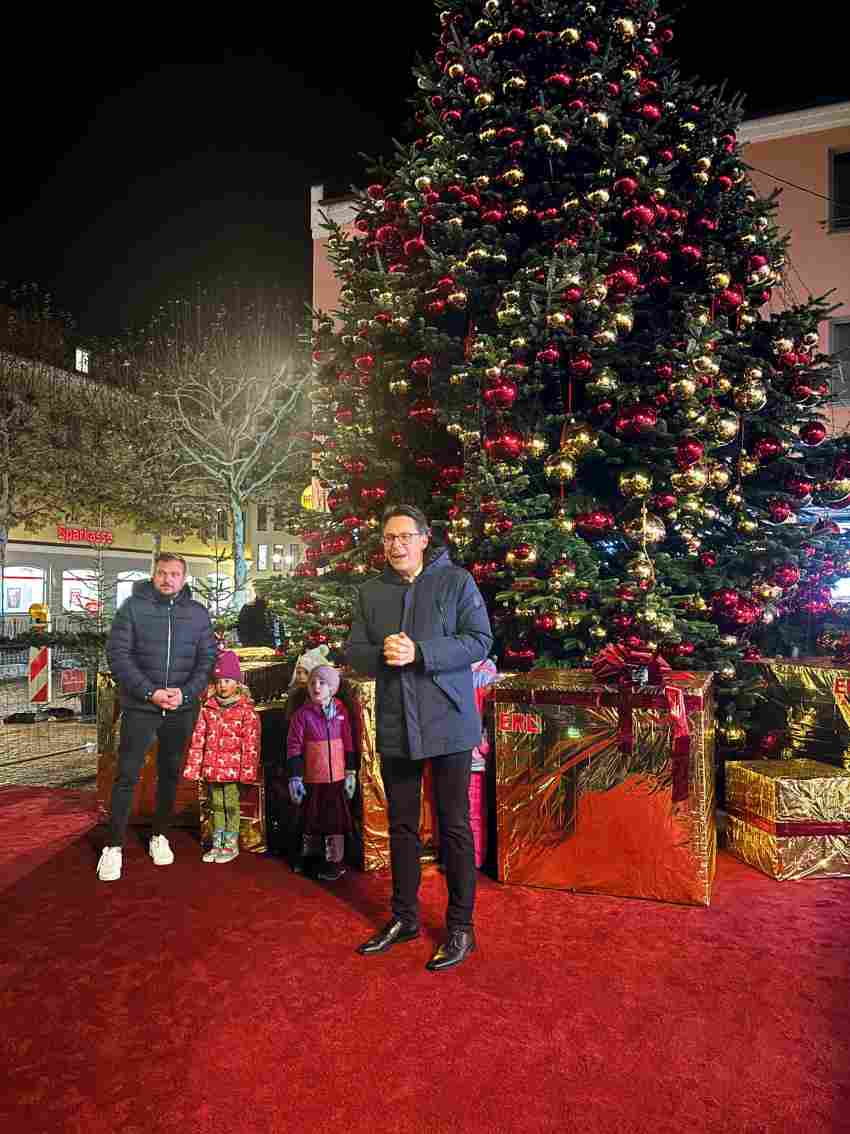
[383,532,421,547]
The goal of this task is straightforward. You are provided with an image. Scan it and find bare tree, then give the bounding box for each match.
[125,289,310,610]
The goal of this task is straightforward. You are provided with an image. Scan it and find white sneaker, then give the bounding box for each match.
[149,834,175,866]
[97,846,123,882]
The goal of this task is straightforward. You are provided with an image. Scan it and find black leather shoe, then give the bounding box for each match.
[356,917,420,956]
[425,928,476,972]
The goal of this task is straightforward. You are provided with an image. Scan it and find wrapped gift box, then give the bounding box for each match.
[494,668,716,906]
[756,658,850,770]
[726,758,850,880]
[199,777,266,853]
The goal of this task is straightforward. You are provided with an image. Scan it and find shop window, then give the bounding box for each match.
[257,544,269,571]
[2,566,45,613]
[62,569,100,614]
[257,503,268,531]
[272,544,285,571]
[830,319,850,404]
[216,511,228,541]
[116,570,148,608]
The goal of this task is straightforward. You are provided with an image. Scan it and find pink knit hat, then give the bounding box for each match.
[311,664,340,696]
[213,650,242,682]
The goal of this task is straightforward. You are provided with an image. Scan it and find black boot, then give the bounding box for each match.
[356,917,420,955]
[425,928,476,972]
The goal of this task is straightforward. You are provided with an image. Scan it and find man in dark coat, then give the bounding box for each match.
[97,553,216,881]
[346,504,493,971]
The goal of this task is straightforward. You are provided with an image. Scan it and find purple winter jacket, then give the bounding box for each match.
[286,698,356,784]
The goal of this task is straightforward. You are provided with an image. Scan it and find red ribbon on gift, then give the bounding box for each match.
[591,643,692,802]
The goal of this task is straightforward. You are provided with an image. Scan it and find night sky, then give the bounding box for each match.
[0,4,842,339]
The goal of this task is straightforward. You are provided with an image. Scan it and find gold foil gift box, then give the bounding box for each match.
[726,758,850,880]
[494,669,716,906]
[756,658,850,770]
[346,676,437,871]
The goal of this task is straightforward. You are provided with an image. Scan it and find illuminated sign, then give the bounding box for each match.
[57,525,114,546]
[497,710,543,734]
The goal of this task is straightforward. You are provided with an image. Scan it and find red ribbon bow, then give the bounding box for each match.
[591,643,692,803]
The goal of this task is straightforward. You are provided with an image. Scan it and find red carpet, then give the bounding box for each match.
[0,795,848,1134]
[0,786,98,892]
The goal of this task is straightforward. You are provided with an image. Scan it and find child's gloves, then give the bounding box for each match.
[288,777,306,805]
[344,771,357,800]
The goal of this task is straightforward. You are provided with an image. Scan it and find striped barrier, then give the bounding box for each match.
[28,645,52,705]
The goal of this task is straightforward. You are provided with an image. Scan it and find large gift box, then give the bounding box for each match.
[726,758,850,880]
[346,676,437,871]
[756,658,850,770]
[494,665,716,906]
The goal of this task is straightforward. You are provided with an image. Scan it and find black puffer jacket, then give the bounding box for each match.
[106,580,217,713]
[345,546,493,760]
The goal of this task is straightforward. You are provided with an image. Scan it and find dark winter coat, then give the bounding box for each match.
[345,545,493,760]
[106,579,217,713]
[237,600,274,647]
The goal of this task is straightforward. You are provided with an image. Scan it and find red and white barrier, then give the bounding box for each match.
[28,645,52,705]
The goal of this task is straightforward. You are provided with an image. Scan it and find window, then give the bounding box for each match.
[2,566,45,613]
[272,543,285,571]
[62,569,100,613]
[257,544,269,571]
[216,510,228,541]
[257,503,268,531]
[116,570,147,609]
[75,348,90,374]
[831,319,850,404]
[830,150,850,232]
[288,543,302,567]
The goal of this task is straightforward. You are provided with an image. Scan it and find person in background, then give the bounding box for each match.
[183,650,260,863]
[237,595,275,648]
[346,504,493,972]
[99,553,216,882]
[287,664,358,882]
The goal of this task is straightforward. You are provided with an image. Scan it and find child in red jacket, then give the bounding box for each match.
[184,650,260,863]
[287,664,357,881]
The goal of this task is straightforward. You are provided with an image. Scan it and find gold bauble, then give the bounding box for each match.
[625,554,655,582]
[551,555,577,579]
[587,188,610,206]
[719,721,746,748]
[744,367,764,381]
[669,377,698,400]
[447,291,468,308]
[755,581,783,603]
[562,196,581,212]
[707,462,732,490]
[593,328,617,346]
[613,310,634,332]
[736,513,758,535]
[588,624,608,641]
[656,614,676,635]
[475,92,494,109]
[534,124,553,140]
[553,509,576,534]
[543,452,577,482]
[586,370,619,396]
[693,355,719,375]
[715,375,732,394]
[547,311,569,328]
[525,432,548,458]
[710,271,731,289]
[389,378,409,395]
[718,634,738,647]
[511,202,530,220]
[679,494,702,516]
[614,16,636,37]
[563,610,584,629]
[622,513,666,545]
[739,455,759,477]
[560,421,600,458]
[503,168,525,187]
[718,663,736,681]
[503,75,527,92]
[474,175,490,189]
[696,156,713,170]
[635,606,660,627]
[449,371,468,386]
[670,465,708,493]
[726,489,743,508]
[702,504,719,522]
[559,26,580,44]
[618,467,653,498]
[587,281,609,301]
[510,336,527,349]
[496,306,521,323]
[733,382,768,412]
[479,128,497,143]
[713,412,740,443]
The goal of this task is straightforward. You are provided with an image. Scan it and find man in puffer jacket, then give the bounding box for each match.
[346,504,493,972]
[97,553,217,882]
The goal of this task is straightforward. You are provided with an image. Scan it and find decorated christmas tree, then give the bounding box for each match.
[264,0,849,741]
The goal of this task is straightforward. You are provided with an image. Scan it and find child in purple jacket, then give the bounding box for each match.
[287,664,357,881]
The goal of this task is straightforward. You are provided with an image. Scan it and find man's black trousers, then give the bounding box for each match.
[381,750,475,932]
[108,708,195,846]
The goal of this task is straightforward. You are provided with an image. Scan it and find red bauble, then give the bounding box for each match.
[615,584,638,601]
[482,208,505,224]
[293,563,318,579]
[624,204,655,227]
[483,378,518,409]
[699,551,718,568]
[426,299,446,317]
[494,516,514,535]
[409,355,433,377]
[484,427,525,461]
[613,177,639,197]
[743,646,761,661]
[503,642,537,669]
[471,560,500,584]
[366,184,385,200]
[403,236,426,258]
[651,493,677,514]
[624,634,645,651]
[673,641,696,658]
[757,730,785,756]
[753,437,783,464]
[718,286,744,309]
[408,398,438,425]
[630,404,659,433]
[334,407,354,425]
[611,613,635,631]
[675,438,705,469]
[326,489,350,512]
[784,474,814,501]
[640,102,662,122]
[339,513,362,531]
[799,421,827,446]
[574,509,615,539]
[536,345,561,365]
[569,352,594,377]
[546,72,573,89]
[440,464,464,486]
[414,454,437,474]
[353,353,375,372]
[511,542,535,562]
[766,498,795,523]
[334,559,354,575]
[534,613,558,632]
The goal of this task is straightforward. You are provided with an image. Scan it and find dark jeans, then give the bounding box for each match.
[108,708,195,846]
[381,750,475,932]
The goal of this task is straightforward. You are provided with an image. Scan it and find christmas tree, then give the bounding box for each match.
[265,0,849,742]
